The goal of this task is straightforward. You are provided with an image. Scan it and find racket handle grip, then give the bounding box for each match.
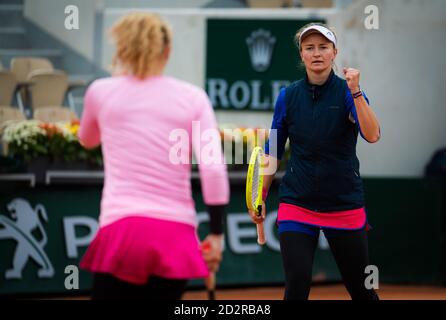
[256,222,266,245]
[205,272,216,300]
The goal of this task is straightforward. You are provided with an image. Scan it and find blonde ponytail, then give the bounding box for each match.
[110,12,172,79]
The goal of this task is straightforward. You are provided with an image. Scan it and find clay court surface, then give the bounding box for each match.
[181,284,446,300]
[38,284,446,300]
[53,284,446,300]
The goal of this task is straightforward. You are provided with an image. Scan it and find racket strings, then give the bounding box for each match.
[252,154,260,207]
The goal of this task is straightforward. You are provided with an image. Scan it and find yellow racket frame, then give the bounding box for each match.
[246,146,264,214]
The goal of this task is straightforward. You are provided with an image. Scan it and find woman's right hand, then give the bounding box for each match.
[248,200,266,224]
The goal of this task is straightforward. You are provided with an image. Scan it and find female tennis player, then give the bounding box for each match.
[249,23,380,300]
[78,12,229,300]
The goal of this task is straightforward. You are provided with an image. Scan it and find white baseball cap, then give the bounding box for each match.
[299,25,337,48]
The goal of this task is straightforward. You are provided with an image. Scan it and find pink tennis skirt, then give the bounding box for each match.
[80,216,209,285]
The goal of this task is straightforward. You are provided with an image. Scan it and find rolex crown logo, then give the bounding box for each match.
[246,29,276,73]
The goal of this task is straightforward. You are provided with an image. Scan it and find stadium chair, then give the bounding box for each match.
[301,0,333,7]
[10,57,54,115]
[10,57,54,82]
[33,106,77,123]
[0,70,18,107]
[27,69,77,122]
[246,0,293,7]
[28,69,68,110]
[0,71,26,135]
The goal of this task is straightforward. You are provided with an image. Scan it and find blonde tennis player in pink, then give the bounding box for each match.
[79,12,229,300]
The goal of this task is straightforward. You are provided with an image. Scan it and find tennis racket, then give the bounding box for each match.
[246,146,266,245]
[204,272,216,300]
[201,241,216,300]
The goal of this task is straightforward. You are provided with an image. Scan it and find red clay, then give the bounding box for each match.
[182,284,446,300]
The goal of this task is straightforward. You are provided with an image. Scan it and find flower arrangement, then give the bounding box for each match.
[2,120,102,168]
[1,120,288,173]
[218,124,290,171]
[2,120,48,161]
[219,124,269,168]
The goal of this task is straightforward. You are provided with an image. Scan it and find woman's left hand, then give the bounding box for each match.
[343,67,361,93]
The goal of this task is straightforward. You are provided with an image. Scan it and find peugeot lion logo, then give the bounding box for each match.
[0,198,54,279]
[246,29,276,72]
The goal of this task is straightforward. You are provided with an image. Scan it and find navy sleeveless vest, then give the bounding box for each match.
[280,70,364,212]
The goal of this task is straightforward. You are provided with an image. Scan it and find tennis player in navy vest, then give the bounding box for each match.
[249,23,381,300]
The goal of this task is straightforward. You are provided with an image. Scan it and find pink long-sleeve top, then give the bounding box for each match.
[78,75,229,228]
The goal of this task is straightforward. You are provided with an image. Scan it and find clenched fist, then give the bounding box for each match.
[343,67,361,93]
